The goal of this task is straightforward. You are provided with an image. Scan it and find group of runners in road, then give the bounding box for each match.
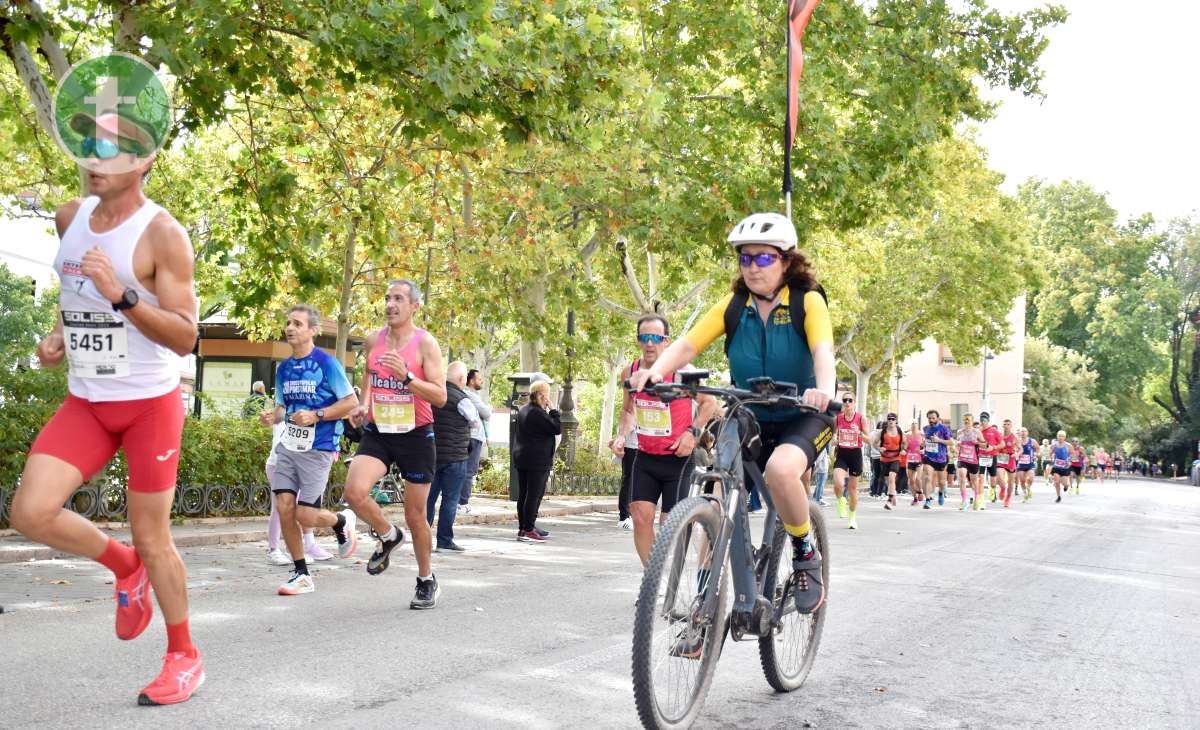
[11,141,1129,709]
[826,407,1125,528]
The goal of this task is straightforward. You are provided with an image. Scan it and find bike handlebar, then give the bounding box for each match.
[623,373,842,416]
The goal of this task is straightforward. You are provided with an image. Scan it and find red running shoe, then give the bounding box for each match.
[138,651,205,706]
[114,562,153,641]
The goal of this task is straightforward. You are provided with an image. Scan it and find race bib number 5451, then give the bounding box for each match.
[63,310,129,378]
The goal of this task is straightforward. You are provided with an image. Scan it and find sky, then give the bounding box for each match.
[976,0,1200,223]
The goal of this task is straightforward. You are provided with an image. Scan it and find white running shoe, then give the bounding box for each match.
[337,509,358,559]
[277,572,315,595]
[266,548,291,566]
[305,543,334,562]
[618,517,634,531]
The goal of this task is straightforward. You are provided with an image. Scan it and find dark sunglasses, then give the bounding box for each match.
[886,417,897,422]
[841,398,853,404]
[738,252,783,268]
[637,333,666,345]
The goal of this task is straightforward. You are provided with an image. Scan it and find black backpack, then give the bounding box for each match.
[722,283,828,355]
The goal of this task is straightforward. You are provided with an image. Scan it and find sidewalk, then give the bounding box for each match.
[0,495,619,564]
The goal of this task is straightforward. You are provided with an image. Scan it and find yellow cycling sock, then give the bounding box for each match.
[783,520,811,539]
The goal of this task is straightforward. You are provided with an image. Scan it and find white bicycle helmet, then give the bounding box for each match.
[726,212,797,252]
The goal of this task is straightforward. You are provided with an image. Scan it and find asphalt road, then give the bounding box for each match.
[1,476,1197,729]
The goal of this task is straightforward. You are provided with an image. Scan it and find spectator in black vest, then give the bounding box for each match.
[513,380,561,542]
[425,362,480,552]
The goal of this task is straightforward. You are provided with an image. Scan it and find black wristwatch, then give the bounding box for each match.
[401,373,413,387]
[112,288,139,311]
[687,426,702,438]
[316,409,325,422]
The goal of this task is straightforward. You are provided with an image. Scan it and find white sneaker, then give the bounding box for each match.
[337,509,358,559]
[816,499,828,507]
[266,548,291,566]
[618,518,633,531]
[277,571,315,595]
[305,543,334,562]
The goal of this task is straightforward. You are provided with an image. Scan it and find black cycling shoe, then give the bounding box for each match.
[410,575,439,610]
[367,525,406,576]
[790,548,825,615]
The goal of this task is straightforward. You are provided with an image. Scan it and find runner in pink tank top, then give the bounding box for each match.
[955,414,985,511]
[367,326,434,431]
[345,280,448,608]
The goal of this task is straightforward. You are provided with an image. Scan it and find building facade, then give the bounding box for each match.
[892,295,1027,428]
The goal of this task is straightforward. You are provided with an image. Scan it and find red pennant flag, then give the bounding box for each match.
[786,0,820,152]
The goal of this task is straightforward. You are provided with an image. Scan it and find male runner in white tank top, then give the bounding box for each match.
[11,126,205,706]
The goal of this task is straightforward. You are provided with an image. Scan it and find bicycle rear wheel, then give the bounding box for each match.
[758,502,828,692]
[632,495,728,730]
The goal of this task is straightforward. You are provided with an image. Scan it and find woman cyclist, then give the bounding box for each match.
[628,212,835,616]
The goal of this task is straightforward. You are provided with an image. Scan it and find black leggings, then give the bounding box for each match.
[619,448,637,521]
[517,469,550,532]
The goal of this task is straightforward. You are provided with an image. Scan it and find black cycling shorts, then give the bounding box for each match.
[1052,466,1072,478]
[924,461,948,472]
[1070,465,1083,476]
[879,460,901,476]
[753,413,835,472]
[907,461,922,472]
[833,446,864,477]
[979,462,998,477]
[958,461,980,476]
[630,451,694,514]
[356,424,437,484]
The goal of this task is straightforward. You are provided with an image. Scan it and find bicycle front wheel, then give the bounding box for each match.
[758,502,828,692]
[632,495,729,730]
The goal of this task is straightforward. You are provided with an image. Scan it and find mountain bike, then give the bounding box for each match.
[630,372,839,730]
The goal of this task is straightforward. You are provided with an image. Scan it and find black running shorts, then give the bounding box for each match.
[833,446,864,477]
[879,460,901,476]
[754,413,835,472]
[356,424,437,484]
[630,451,694,514]
[924,461,947,472]
[958,461,980,475]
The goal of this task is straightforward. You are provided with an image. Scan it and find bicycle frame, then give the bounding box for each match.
[693,414,782,622]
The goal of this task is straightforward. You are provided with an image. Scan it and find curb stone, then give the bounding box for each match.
[0,501,619,564]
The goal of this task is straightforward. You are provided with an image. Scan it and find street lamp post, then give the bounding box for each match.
[558,310,579,470]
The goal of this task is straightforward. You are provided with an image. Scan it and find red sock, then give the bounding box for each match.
[166,619,196,657]
[94,538,139,579]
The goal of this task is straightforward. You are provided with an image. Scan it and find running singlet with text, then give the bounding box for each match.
[367,328,433,433]
[629,359,693,456]
[1053,443,1071,469]
[275,348,354,452]
[958,432,979,464]
[905,434,923,464]
[837,411,864,449]
[923,423,951,463]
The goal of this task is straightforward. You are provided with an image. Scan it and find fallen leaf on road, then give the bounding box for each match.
[49,579,71,585]
[873,687,887,693]
[1058,633,1068,638]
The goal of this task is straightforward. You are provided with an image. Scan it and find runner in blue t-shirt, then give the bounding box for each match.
[920,410,953,507]
[259,305,361,596]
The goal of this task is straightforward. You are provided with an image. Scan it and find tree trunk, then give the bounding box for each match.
[519,278,546,373]
[335,217,358,364]
[597,350,624,457]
